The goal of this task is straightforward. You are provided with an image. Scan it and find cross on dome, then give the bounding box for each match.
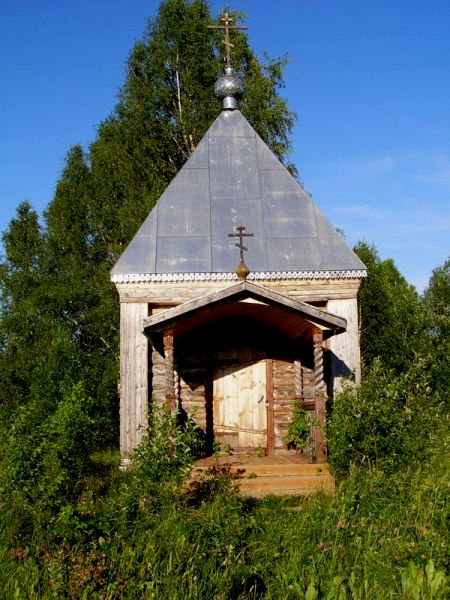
[208,11,248,68]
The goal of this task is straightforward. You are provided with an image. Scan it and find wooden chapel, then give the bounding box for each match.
[111,17,366,470]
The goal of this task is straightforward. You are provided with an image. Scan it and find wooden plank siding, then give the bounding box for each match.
[327,297,361,389]
[117,278,361,304]
[119,302,149,465]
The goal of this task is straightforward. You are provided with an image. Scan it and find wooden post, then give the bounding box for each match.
[163,329,177,410]
[294,358,303,399]
[266,359,275,455]
[313,328,327,463]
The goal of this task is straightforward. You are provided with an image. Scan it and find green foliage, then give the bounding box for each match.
[1,436,448,598]
[354,242,429,372]
[402,560,449,599]
[0,0,297,459]
[0,381,95,507]
[132,405,200,492]
[40,382,96,498]
[283,401,311,450]
[0,201,48,412]
[1,200,43,274]
[422,257,450,397]
[327,358,444,476]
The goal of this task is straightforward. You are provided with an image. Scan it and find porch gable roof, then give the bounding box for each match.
[143,281,346,338]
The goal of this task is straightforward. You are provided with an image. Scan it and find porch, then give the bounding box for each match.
[143,281,347,466]
[189,453,335,497]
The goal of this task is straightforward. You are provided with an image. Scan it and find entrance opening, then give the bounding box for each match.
[174,314,313,458]
[213,347,267,452]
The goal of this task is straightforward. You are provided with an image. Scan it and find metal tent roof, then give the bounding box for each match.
[111,109,366,282]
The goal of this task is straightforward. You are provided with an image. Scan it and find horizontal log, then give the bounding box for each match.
[301,400,316,410]
[273,393,297,403]
[273,361,295,372]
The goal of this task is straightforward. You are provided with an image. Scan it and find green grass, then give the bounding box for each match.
[1,442,448,599]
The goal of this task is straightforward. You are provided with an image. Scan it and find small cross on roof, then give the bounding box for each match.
[228,225,253,280]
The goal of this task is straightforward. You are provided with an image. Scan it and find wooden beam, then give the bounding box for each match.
[294,358,303,397]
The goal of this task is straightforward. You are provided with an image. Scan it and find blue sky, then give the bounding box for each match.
[1,0,449,291]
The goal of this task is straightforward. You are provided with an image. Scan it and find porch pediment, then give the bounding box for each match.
[143,280,346,341]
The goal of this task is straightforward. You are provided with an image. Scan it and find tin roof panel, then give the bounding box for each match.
[156,237,211,272]
[209,137,260,201]
[262,190,316,238]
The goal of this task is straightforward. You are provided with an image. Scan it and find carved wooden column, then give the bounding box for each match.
[163,329,177,410]
[266,359,275,455]
[294,358,303,399]
[313,328,327,463]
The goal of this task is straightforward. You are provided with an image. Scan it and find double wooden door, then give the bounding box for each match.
[213,348,267,451]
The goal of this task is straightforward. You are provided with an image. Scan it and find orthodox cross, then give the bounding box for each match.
[228,225,253,280]
[208,12,248,68]
[228,225,253,260]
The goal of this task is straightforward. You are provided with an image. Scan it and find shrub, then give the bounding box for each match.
[0,382,95,507]
[328,357,444,476]
[40,382,95,500]
[131,404,200,492]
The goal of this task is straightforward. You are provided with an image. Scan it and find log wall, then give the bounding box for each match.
[178,357,208,432]
[272,358,296,450]
[270,358,315,459]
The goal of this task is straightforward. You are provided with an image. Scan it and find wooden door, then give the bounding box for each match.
[213,348,267,451]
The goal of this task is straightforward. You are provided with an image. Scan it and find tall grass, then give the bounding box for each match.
[1,365,448,599]
[1,440,448,598]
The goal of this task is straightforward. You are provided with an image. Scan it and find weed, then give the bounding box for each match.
[283,401,311,450]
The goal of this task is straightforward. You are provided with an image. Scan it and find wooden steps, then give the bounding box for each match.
[189,456,335,497]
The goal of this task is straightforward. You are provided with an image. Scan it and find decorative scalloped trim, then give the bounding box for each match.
[111,270,367,284]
